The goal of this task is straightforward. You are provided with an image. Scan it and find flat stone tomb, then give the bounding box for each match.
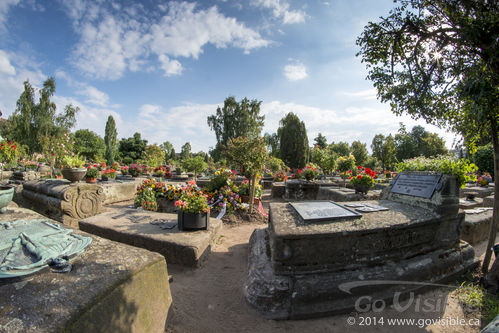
[245,172,478,320]
[79,205,222,267]
[289,201,361,223]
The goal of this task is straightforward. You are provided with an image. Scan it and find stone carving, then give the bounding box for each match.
[22,180,105,228]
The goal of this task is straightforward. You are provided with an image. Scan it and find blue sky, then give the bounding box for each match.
[0,0,457,153]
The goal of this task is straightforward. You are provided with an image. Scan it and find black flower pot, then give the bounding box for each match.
[177,210,209,231]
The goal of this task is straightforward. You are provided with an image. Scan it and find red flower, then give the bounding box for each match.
[365,168,372,173]
[51,153,55,156]
[348,176,352,179]
[358,165,363,169]
[357,175,362,179]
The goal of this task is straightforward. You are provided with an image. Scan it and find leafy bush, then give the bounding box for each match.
[473,144,494,177]
[349,166,376,188]
[336,155,356,173]
[204,168,236,192]
[396,155,477,188]
[273,169,288,182]
[85,166,100,178]
[62,155,85,168]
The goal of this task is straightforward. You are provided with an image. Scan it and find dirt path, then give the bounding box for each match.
[165,192,490,333]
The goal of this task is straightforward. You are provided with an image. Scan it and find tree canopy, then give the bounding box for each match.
[207,96,264,160]
[278,113,309,169]
[104,115,118,166]
[74,129,105,161]
[314,133,328,149]
[356,0,499,273]
[118,132,147,164]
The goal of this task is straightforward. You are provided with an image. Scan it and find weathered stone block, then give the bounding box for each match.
[316,187,380,201]
[22,180,105,228]
[461,209,494,245]
[483,195,494,207]
[271,182,286,199]
[0,207,171,333]
[460,185,494,198]
[101,179,142,204]
[284,180,320,201]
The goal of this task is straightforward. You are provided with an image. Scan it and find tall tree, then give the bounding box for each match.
[371,134,396,171]
[180,142,192,160]
[207,96,265,160]
[104,115,118,166]
[278,113,309,169]
[357,0,499,273]
[74,129,105,161]
[264,132,280,157]
[118,132,147,164]
[314,133,328,149]
[160,141,174,163]
[8,77,78,154]
[351,140,369,166]
[329,141,351,157]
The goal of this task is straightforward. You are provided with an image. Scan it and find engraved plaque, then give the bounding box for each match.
[390,173,441,198]
[290,201,362,223]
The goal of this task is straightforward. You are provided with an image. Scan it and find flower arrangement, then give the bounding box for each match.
[204,168,237,192]
[112,162,120,170]
[302,164,319,181]
[103,168,116,178]
[98,162,106,170]
[349,166,376,188]
[477,173,492,187]
[383,170,393,179]
[85,166,100,179]
[175,191,210,214]
[207,184,244,214]
[129,164,143,177]
[154,166,171,177]
[121,166,129,175]
[160,183,185,201]
[134,181,158,211]
[239,179,263,198]
[62,155,85,169]
[273,169,288,182]
[291,169,304,179]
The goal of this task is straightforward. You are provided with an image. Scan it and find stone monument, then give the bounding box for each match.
[245,172,477,319]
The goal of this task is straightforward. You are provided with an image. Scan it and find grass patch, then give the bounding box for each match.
[455,282,499,322]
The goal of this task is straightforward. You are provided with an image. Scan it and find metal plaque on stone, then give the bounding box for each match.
[390,173,442,198]
[290,201,362,223]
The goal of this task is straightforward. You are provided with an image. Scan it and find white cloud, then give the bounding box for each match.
[340,88,377,100]
[64,1,270,79]
[283,60,308,81]
[0,50,16,75]
[139,104,161,117]
[76,85,110,107]
[252,0,306,24]
[0,0,20,32]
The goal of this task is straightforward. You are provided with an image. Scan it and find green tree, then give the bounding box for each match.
[7,77,78,154]
[74,129,105,161]
[473,144,494,176]
[225,136,267,213]
[180,142,192,160]
[118,132,147,163]
[160,141,174,163]
[371,134,396,171]
[311,146,337,175]
[351,140,369,166]
[104,115,118,166]
[329,141,351,157]
[263,132,280,157]
[182,156,207,180]
[356,0,499,273]
[394,124,417,161]
[314,133,328,149]
[421,133,448,157]
[278,113,309,169]
[207,97,265,161]
[143,144,165,167]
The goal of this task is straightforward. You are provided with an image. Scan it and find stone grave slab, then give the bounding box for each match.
[460,185,494,198]
[79,205,222,267]
[483,195,494,208]
[316,187,381,201]
[390,173,441,198]
[289,201,361,223]
[459,197,483,209]
[101,178,142,204]
[271,182,286,199]
[0,207,171,333]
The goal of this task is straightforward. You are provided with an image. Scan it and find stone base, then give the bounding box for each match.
[101,178,142,204]
[459,198,483,209]
[460,186,494,198]
[483,195,494,208]
[245,229,477,320]
[461,209,494,245]
[271,182,286,199]
[79,206,223,267]
[0,207,171,333]
[316,187,381,201]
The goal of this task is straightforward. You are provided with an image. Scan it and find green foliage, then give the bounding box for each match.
[371,134,397,171]
[62,154,85,169]
[40,131,74,169]
[336,155,356,173]
[329,141,350,157]
[7,77,78,154]
[314,133,328,149]
[239,180,263,198]
[302,164,319,181]
[180,142,192,160]
[0,140,20,165]
[349,166,376,188]
[134,179,158,211]
[396,156,477,188]
[394,124,448,160]
[142,144,165,167]
[265,156,285,173]
[278,113,309,169]
[311,146,337,175]
[160,141,174,163]
[264,132,280,157]
[118,132,147,163]
[207,96,265,161]
[350,140,369,166]
[85,166,100,178]
[455,282,499,323]
[182,156,207,178]
[175,189,209,213]
[473,144,494,176]
[205,168,236,192]
[74,129,105,161]
[104,116,118,166]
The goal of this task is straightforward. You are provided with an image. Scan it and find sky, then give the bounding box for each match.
[0,0,459,153]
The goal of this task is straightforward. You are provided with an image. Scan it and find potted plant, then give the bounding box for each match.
[239,179,262,204]
[101,168,117,181]
[61,155,86,182]
[85,166,100,183]
[273,169,288,183]
[54,170,63,179]
[477,173,492,187]
[175,190,210,230]
[302,164,319,181]
[349,166,376,194]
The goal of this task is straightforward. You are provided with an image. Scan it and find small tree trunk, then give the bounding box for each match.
[249,174,256,214]
[482,117,499,275]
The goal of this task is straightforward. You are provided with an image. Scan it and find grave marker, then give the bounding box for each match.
[390,173,442,198]
[290,201,361,223]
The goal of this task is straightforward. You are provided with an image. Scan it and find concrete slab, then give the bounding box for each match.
[79,206,223,267]
[459,197,483,209]
[316,187,381,201]
[483,195,494,207]
[0,206,171,333]
[460,186,494,198]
